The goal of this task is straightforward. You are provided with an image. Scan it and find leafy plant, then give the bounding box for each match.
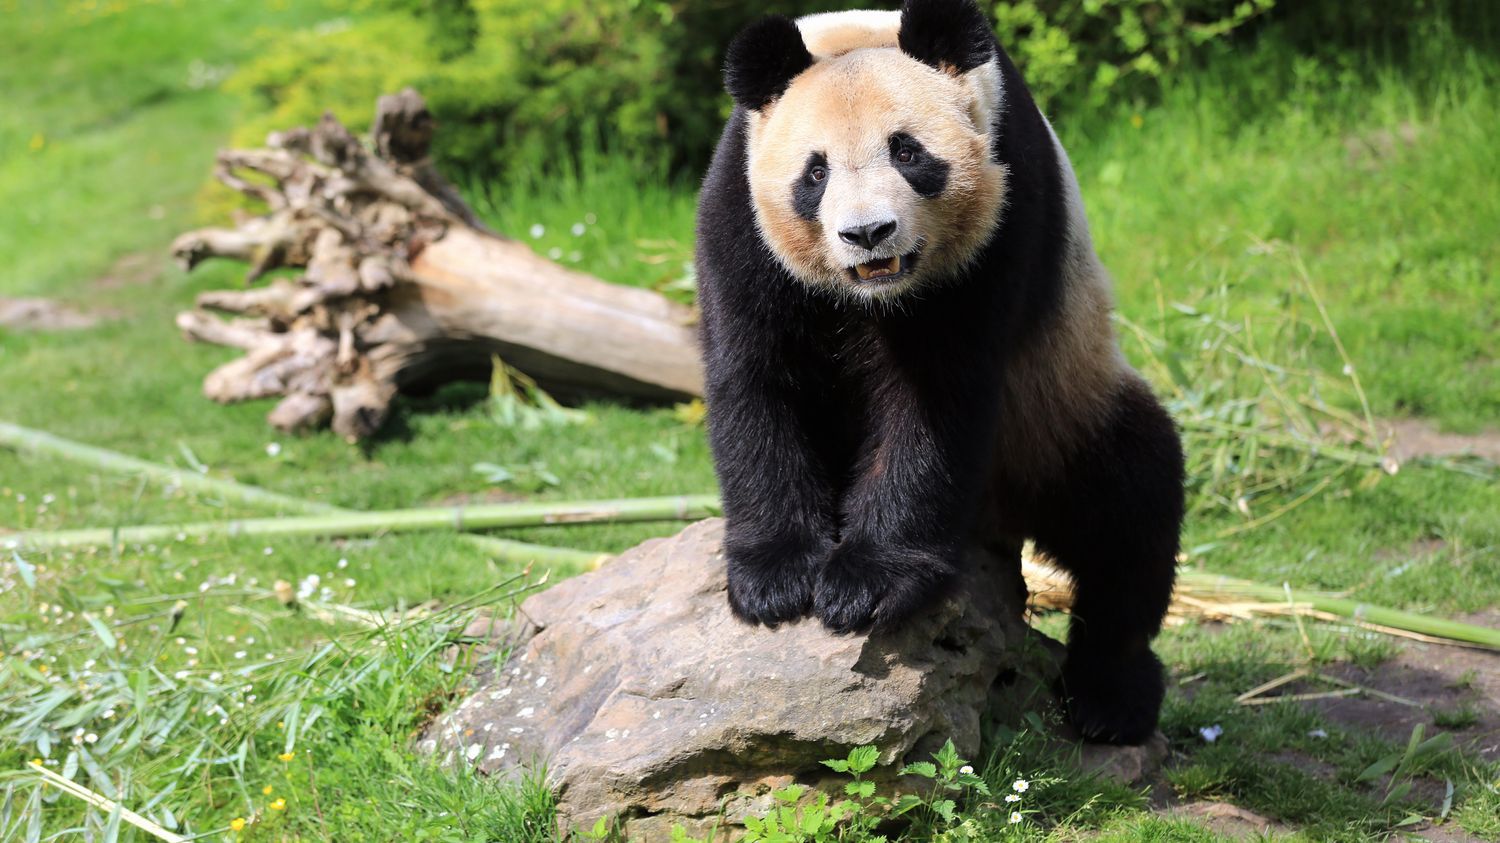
[671,741,1020,843]
[487,355,588,430]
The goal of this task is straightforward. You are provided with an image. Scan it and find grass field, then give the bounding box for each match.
[2,2,1498,840]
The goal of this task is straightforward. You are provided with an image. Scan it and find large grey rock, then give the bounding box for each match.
[422,518,1040,839]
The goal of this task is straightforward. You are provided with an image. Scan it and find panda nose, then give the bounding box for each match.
[838,220,897,251]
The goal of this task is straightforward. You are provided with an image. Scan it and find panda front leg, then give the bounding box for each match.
[1031,379,1185,744]
[703,349,842,627]
[815,361,1002,634]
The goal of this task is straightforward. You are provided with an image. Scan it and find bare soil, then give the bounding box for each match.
[0,298,109,331]
[1384,418,1500,465]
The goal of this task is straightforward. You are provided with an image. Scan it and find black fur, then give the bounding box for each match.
[897,0,995,73]
[792,152,829,221]
[889,133,949,198]
[723,15,815,111]
[698,0,1183,745]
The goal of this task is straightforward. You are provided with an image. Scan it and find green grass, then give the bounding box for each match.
[2,2,1498,840]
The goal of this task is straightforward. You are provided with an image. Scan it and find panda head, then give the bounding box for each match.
[725,0,1007,301]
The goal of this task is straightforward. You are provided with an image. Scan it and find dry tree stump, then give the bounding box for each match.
[172,89,704,441]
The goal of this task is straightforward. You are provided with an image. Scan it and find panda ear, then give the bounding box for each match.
[724,15,815,112]
[898,0,995,74]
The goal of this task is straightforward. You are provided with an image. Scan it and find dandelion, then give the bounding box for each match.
[278,752,295,762]
[262,785,274,795]
[269,797,286,811]
[1009,811,1023,825]
[1011,778,1029,793]
[230,817,247,831]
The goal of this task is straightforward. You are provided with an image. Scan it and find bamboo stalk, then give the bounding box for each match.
[0,420,330,514]
[7,495,721,550]
[1177,570,1500,649]
[0,419,608,569]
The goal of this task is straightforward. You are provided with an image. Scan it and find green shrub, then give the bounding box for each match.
[224,0,1492,179]
[987,0,1276,110]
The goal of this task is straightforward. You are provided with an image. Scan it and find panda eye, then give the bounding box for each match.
[895,147,915,164]
[809,166,827,182]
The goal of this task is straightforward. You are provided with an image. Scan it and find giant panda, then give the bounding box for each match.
[694,0,1185,745]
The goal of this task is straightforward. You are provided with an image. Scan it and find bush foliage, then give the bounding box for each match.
[227,0,1486,179]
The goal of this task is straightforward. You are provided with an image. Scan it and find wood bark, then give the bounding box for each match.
[172,88,703,442]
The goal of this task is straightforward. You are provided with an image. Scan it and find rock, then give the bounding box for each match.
[1079,731,1169,784]
[422,518,1039,839]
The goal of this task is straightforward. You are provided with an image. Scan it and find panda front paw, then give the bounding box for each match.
[813,540,958,634]
[1060,646,1165,745]
[724,530,831,627]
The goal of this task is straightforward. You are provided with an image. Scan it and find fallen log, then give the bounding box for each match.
[172,88,704,441]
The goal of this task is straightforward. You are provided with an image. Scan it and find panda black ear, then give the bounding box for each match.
[724,15,815,111]
[898,0,994,74]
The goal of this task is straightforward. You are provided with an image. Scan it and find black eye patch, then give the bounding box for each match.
[889,133,949,199]
[791,152,829,221]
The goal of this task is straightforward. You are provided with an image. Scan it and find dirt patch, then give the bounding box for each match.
[1166,801,1291,840]
[1383,418,1500,465]
[0,298,110,331]
[1294,641,1500,762]
[91,252,162,290]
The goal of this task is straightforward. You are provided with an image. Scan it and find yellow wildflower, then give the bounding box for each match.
[262,784,273,795]
[1130,113,1144,129]
[269,797,286,811]
[29,133,45,152]
[277,752,295,762]
[230,817,246,831]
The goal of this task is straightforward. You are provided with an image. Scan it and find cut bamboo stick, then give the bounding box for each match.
[27,761,185,842]
[0,419,608,569]
[7,495,721,550]
[1176,570,1500,650]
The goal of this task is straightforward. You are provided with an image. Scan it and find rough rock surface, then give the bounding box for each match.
[423,518,1047,839]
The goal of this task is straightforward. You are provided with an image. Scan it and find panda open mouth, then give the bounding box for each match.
[847,251,919,284]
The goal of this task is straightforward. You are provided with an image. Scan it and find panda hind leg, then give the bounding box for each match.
[1031,379,1185,745]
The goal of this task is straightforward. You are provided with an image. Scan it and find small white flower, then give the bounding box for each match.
[343,578,356,588]
[547,247,563,261]
[265,442,282,457]
[1308,729,1328,739]
[263,546,274,556]
[959,765,973,775]
[174,670,189,679]
[1012,779,1029,793]
[570,222,586,236]
[1005,793,1020,803]
[337,558,349,569]
[1199,724,1224,743]
[528,223,545,239]
[84,733,97,744]
[234,651,247,660]
[584,212,597,225]
[1009,811,1023,825]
